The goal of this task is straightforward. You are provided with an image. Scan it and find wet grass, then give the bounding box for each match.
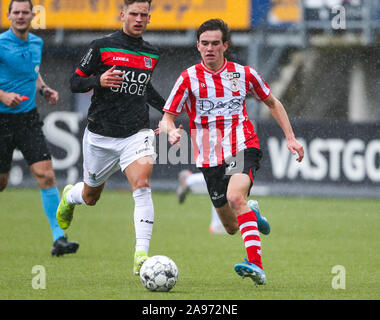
[0,188,379,301]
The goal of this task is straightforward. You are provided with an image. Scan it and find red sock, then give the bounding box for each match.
[237,211,263,269]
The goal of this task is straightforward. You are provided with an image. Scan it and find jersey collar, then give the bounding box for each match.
[200,58,228,75]
[7,27,29,45]
[120,29,143,44]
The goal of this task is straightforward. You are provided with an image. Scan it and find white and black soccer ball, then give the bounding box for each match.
[139,255,178,292]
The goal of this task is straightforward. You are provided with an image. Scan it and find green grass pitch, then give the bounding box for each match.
[0,188,379,300]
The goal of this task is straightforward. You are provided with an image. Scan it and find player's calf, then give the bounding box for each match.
[81,184,103,206]
[213,203,238,235]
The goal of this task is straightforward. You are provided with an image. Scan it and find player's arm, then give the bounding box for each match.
[146,82,165,114]
[158,71,189,144]
[70,71,101,93]
[71,65,124,93]
[159,112,183,146]
[70,42,100,93]
[264,94,304,162]
[0,89,23,107]
[37,73,59,105]
[70,42,123,93]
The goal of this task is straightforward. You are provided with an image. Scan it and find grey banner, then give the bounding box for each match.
[7,112,380,198]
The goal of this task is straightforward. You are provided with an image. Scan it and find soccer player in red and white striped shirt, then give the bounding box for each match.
[160,19,304,285]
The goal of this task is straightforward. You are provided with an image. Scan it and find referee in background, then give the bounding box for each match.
[0,0,79,256]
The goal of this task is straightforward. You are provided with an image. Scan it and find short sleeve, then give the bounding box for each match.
[163,70,191,115]
[247,67,271,101]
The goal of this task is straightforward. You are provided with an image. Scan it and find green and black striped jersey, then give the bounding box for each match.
[71,30,165,138]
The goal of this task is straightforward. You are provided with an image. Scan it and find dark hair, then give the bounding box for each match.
[124,0,152,8]
[8,0,33,13]
[197,19,231,44]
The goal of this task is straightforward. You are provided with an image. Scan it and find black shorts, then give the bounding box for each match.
[0,109,51,173]
[199,148,263,208]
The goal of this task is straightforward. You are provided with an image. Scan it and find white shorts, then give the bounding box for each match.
[82,128,156,187]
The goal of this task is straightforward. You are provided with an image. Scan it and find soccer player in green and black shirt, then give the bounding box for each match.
[57,0,165,275]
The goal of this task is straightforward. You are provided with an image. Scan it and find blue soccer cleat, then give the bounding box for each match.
[248,200,270,235]
[234,258,266,285]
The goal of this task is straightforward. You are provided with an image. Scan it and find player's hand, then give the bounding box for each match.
[287,137,304,162]
[168,125,183,145]
[1,92,22,107]
[100,65,124,88]
[42,87,59,105]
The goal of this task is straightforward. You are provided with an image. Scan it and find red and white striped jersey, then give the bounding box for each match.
[163,59,271,168]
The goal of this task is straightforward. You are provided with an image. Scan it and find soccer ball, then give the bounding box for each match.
[139,255,178,292]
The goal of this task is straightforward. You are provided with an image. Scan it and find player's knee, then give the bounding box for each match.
[226,192,245,212]
[33,169,56,188]
[45,172,56,186]
[133,178,150,190]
